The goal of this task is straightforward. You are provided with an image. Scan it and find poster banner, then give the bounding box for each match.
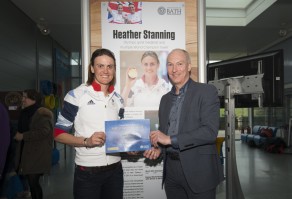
[101,1,185,96]
[101,2,185,199]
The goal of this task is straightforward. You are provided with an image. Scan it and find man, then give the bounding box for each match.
[144,49,224,199]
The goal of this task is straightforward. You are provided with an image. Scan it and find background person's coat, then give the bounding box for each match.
[18,107,53,175]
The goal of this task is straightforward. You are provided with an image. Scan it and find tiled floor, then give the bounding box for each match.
[40,141,292,199]
[217,142,292,199]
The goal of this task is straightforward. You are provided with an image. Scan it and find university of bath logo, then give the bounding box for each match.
[158,6,182,15]
[157,6,166,15]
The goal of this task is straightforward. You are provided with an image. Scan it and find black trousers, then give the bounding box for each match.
[27,173,43,199]
[73,162,123,199]
[165,157,216,199]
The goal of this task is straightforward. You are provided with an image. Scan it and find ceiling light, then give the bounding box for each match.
[37,17,50,35]
[279,29,287,37]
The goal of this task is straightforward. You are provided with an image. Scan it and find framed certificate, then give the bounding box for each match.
[105,119,151,153]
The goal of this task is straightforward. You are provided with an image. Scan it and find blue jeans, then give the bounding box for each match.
[73,162,123,199]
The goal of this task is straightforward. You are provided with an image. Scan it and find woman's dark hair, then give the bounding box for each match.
[23,89,42,105]
[86,48,116,86]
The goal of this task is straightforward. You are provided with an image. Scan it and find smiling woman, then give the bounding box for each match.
[121,51,170,108]
[53,48,126,199]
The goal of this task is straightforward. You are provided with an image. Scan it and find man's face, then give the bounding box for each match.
[166,50,191,89]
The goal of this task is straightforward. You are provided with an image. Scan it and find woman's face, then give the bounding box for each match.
[129,4,135,14]
[141,56,159,78]
[117,4,123,14]
[91,55,115,86]
[22,93,36,109]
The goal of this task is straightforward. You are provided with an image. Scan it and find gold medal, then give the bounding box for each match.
[128,68,137,79]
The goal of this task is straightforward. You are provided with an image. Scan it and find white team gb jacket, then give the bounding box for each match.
[55,84,124,166]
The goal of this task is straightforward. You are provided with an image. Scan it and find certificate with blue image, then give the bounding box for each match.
[105,119,151,153]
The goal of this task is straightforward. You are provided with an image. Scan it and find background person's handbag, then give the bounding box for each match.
[5,172,24,199]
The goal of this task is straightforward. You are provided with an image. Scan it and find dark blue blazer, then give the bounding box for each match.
[159,79,224,193]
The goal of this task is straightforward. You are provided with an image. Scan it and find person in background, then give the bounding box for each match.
[144,49,224,199]
[0,102,10,180]
[54,48,124,199]
[14,89,54,199]
[122,51,169,108]
[125,2,142,24]
[107,2,126,24]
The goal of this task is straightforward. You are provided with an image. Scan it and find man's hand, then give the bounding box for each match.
[150,130,171,147]
[143,147,161,160]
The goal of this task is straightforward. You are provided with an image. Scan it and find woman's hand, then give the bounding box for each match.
[127,151,139,155]
[14,132,23,141]
[125,67,137,87]
[121,67,138,106]
[87,132,106,147]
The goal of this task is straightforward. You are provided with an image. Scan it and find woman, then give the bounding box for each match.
[54,48,124,199]
[107,2,126,24]
[122,51,170,108]
[14,89,53,199]
[125,2,142,24]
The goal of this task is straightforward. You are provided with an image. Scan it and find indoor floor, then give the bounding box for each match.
[23,140,292,199]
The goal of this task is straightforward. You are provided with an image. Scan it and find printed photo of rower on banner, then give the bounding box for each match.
[107,1,142,24]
